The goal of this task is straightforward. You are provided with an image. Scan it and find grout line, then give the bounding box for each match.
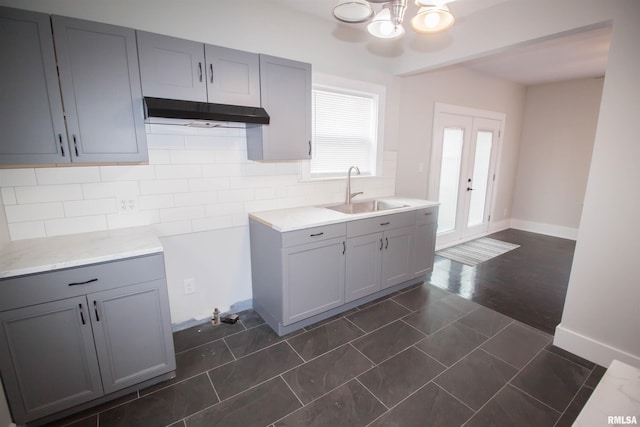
[349,342,377,366]
[355,377,389,411]
[435,382,477,414]
[510,383,563,415]
[280,374,305,407]
[221,337,237,361]
[284,340,306,364]
[544,346,595,372]
[206,371,222,403]
[343,315,368,334]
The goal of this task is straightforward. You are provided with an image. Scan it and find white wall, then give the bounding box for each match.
[554,0,640,368]
[510,78,603,240]
[395,66,526,228]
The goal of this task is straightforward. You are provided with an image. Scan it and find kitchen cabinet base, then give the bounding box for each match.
[255,275,425,337]
[24,370,175,427]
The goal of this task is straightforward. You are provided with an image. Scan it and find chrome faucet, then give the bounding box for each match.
[345,166,363,204]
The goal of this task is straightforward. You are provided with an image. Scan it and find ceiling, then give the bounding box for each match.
[267,0,611,86]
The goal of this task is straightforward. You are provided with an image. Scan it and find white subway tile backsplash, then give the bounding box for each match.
[0,125,397,241]
[174,191,218,207]
[0,169,37,187]
[201,163,242,177]
[15,184,83,204]
[35,167,101,185]
[148,150,172,165]
[63,199,117,217]
[45,215,107,237]
[188,177,230,192]
[5,203,65,222]
[140,179,189,195]
[159,206,206,223]
[1,188,17,205]
[100,165,155,182]
[139,194,174,210]
[146,133,186,149]
[82,182,139,199]
[170,150,216,164]
[155,165,202,180]
[8,221,46,240]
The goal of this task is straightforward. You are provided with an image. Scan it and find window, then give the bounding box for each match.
[309,82,383,179]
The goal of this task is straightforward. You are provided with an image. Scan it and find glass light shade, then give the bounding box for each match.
[410,5,455,34]
[367,8,405,39]
[333,1,373,23]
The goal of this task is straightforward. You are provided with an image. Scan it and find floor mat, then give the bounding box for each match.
[436,237,520,266]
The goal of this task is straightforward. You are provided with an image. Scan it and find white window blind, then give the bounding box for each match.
[311,87,378,177]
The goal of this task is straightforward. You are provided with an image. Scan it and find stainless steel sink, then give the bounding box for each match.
[326,199,407,214]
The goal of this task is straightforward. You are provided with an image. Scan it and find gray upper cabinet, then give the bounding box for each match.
[52,16,148,163]
[0,7,69,164]
[137,31,261,106]
[247,55,312,161]
[137,31,207,102]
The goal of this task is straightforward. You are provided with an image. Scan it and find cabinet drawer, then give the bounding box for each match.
[347,211,415,237]
[416,206,438,224]
[282,223,346,248]
[0,253,166,312]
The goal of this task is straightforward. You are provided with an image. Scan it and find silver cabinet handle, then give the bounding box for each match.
[198,62,203,82]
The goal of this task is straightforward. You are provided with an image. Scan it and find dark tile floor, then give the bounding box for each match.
[48,283,605,427]
[46,229,606,427]
[428,229,576,334]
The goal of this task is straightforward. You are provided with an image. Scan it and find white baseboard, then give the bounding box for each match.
[489,219,511,234]
[510,219,578,240]
[554,324,640,368]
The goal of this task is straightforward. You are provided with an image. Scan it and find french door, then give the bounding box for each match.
[429,104,504,247]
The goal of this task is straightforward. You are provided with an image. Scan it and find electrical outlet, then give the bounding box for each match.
[183,278,196,295]
[117,196,138,213]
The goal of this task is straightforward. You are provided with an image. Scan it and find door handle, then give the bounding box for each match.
[467,187,475,191]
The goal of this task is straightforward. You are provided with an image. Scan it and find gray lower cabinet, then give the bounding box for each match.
[249,220,346,334]
[247,55,312,161]
[0,254,175,424]
[250,207,438,336]
[413,206,439,277]
[136,31,261,107]
[345,212,416,302]
[0,7,147,165]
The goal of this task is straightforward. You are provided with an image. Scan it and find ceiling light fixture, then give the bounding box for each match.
[334,0,455,39]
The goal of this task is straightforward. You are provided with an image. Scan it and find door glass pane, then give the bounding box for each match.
[468,131,493,227]
[437,127,464,233]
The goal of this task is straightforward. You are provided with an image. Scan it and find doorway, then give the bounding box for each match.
[428,103,505,247]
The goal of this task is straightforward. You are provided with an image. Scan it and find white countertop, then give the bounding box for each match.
[249,197,439,232]
[574,359,640,426]
[0,226,163,279]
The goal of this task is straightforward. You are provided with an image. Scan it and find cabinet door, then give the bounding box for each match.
[0,297,102,424]
[205,45,260,107]
[52,16,148,163]
[248,55,311,161]
[283,238,345,325]
[345,233,383,303]
[413,221,437,277]
[137,31,207,102]
[0,7,69,165]
[381,226,415,289]
[89,280,176,394]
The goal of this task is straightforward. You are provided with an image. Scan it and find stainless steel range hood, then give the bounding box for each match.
[143,97,270,127]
